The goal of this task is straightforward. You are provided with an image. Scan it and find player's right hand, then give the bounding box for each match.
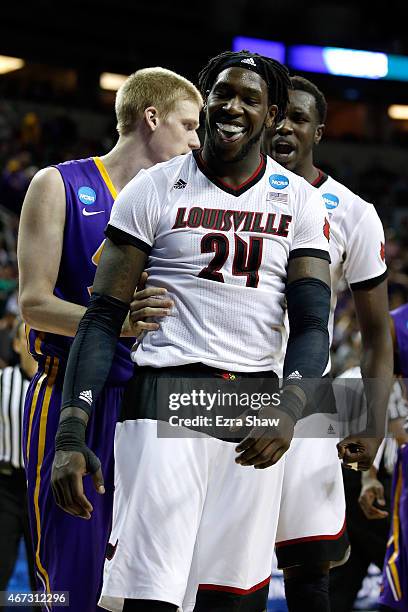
[129,271,174,337]
[51,449,105,520]
[358,477,388,520]
[337,435,383,471]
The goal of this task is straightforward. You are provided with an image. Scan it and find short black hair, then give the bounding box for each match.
[290,76,327,124]
[198,50,291,124]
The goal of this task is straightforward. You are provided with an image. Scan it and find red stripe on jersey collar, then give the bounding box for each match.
[311,168,328,188]
[193,149,267,197]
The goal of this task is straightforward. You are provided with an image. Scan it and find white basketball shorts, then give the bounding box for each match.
[275,413,348,568]
[99,419,285,611]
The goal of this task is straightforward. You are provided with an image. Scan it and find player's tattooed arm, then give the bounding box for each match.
[61,239,147,426]
[92,238,146,303]
[52,240,147,519]
[286,255,331,285]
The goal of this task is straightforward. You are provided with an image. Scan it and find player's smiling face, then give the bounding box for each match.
[267,89,323,172]
[205,67,276,163]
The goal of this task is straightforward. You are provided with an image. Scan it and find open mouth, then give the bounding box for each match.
[274,141,295,158]
[215,122,246,143]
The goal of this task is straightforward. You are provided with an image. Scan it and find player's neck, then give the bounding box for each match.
[294,160,320,185]
[201,143,263,188]
[99,135,155,193]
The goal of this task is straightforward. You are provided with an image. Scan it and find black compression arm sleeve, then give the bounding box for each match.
[282,278,330,417]
[61,293,129,415]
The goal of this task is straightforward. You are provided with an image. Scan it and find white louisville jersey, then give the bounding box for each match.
[315,171,387,344]
[107,150,329,374]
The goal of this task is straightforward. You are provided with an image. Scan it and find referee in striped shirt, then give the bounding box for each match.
[0,319,36,593]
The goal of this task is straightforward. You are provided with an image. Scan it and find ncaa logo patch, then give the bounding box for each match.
[78,186,97,205]
[269,174,289,190]
[323,193,339,210]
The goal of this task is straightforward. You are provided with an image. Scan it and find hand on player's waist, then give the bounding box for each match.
[129,278,174,338]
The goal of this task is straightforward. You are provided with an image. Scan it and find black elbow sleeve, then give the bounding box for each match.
[61,293,129,415]
[283,278,331,384]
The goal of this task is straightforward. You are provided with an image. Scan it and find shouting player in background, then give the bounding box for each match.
[51,50,332,612]
[264,76,393,612]
[18,68,201,611]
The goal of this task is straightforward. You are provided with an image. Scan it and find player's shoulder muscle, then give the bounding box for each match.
[18,166,66,270]
[21,166,66,227]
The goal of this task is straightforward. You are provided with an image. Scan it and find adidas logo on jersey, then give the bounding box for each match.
[173,179,187,189]
[241,57,257,67]
[287,370,302,380]
[79,390,93,406]
[327,424,336,434]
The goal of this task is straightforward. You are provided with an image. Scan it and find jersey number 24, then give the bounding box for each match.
[198,233,263,288]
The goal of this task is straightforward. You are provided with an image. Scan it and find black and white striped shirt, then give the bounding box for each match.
[0,365,30,470]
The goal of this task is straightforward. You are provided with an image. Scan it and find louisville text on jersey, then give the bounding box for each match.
[172,207,292,237]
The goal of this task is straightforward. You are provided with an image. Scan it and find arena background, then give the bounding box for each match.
[1,1,407,610]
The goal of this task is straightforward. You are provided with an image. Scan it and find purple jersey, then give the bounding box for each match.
[391,304,408,379]
[379,444,408,610]
[28,157,133,384]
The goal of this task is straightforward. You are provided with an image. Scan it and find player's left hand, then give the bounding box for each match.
[128,271,173,337]
[234,408,295,469]
[337,435,383,471]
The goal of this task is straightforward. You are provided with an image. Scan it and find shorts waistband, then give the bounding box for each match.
[134,363,278,379]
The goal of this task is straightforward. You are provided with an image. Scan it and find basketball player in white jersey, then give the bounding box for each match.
[51,52,332,612]
[264,76,393,612]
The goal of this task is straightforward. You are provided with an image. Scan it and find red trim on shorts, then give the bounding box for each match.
[276,517,346,547]
[198,576,270,595]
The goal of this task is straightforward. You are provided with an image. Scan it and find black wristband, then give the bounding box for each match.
[278,389,304,424]
[55,416,101,474]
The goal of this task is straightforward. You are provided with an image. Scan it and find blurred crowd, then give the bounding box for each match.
[1,102,408,371]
